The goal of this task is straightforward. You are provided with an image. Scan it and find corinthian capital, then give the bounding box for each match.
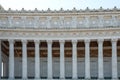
[84,39,90,43]
[47,40,52,44]
[111,38,118,42]
[34,39,40,44]
[8,39,14,44]
[21,39,27,44]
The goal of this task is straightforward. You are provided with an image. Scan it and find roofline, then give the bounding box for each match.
[0,6,120,13]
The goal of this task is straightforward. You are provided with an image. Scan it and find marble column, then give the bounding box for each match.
[47,40,52,79]
[22,40,27,79]
[8,39,14,79]
[85,39,90,79]
[111,38,118,79]
[59,40,65,79]
[98,39,104,79]
[72,40,77,79]
[0,40,1,79]
[34,40,40,79]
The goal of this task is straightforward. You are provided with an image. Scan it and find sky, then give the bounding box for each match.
[0,0,120,10]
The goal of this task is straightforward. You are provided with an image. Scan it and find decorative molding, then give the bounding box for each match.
[0,16,120,29]
[0,6,120,29]
[0,28,120,40]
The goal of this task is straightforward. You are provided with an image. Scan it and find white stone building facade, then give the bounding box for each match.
[0,6,120,80]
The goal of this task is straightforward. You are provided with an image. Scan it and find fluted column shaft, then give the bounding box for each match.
[111,39,118,79]
[9,39,14,79]
[72,40,77,79]
[22,40,27,79]
[98,39,104,79]
[47,40,52,79]
[59,40,65,79]
[34,40,40,79]
[85,39,90,79]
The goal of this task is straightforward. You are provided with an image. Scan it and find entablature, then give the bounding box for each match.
[0,28,120,41]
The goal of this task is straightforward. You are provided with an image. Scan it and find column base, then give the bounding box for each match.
[97,78,104,80]
[112,79,119,80]
[47,77,53,80]
[35,77,40,79]
[22,78,28,80]
[85,78,91,80]
[60,77,65,79]
[72,77,78,80]
[8,77,14,80]
[34,79,40,80]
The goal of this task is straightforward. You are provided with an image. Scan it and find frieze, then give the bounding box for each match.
[0,28,120,40]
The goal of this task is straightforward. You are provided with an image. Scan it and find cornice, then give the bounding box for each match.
[0,11,120,17]
[0,27,120,32]
[0,7,120,16]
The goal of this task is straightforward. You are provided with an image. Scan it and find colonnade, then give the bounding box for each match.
[0,38,118,79]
